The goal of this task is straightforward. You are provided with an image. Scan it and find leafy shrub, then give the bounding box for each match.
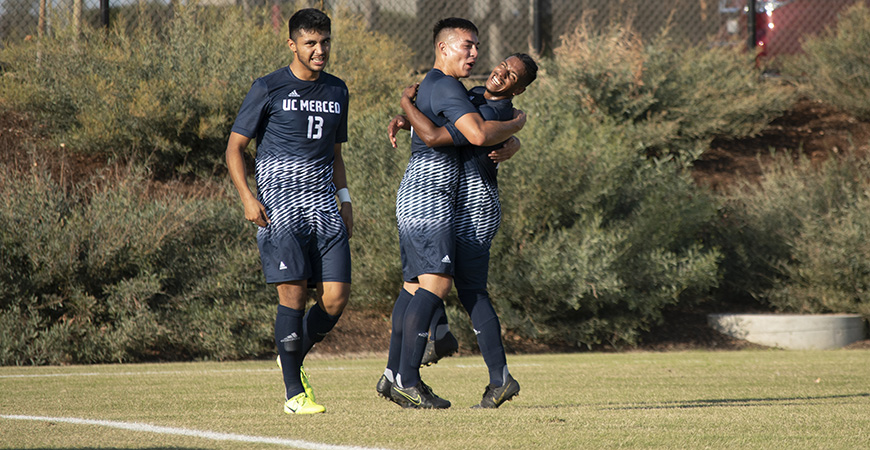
[546,19,794,162]
[720,151,870,318]
[479,20,795,348]
[0,6,286,177]
[785,3,870,119]
[0,159,273,364]
[490,111,722,348]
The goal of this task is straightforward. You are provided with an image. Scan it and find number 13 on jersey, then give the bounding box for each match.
[307,115,323,139]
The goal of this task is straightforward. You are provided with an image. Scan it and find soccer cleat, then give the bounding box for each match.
[376,374,392,398]
[390,381,451,409]
[300,366,315,402]
[472,374,520,409]
[277,356,316,402]
[283,392,325,415]
[420,331,459,366]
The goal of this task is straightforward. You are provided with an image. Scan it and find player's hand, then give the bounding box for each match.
[388,114,409,148]
[402,83,420,102]
[243,197,270,228]
[340,202,353,238]
[512,108,527,128]
[489,135,521,163]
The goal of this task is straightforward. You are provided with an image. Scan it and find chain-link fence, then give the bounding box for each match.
[2,0,868,71]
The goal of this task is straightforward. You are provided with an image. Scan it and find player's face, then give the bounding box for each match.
[485,56,528,99]
[288,29,331,79]
[440,29,479,79]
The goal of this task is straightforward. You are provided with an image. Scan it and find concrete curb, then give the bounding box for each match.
[707,313,867,350]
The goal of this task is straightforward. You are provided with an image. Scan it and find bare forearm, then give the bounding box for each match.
[225,133,255,202]
[455,113,525,147]
[401,97,453,147]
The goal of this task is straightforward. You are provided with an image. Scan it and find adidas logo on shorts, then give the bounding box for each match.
[279,261,288,270]
[441,255,451,264]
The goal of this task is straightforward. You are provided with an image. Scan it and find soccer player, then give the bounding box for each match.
[379,18,527,410]
[387,53,538,408]
[225,8,351,415]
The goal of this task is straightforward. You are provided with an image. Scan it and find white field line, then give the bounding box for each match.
[0,414,394,450]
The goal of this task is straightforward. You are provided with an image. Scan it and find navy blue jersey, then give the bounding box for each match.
[232,66,349,211]
[448,86,514,246]
[396,69,478,280]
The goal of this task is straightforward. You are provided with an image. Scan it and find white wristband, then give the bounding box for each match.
[336,187,351,204]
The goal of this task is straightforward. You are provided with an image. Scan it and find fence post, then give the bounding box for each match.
[747,0,756,48]
[101,0,110,29]
[531,0,541,54]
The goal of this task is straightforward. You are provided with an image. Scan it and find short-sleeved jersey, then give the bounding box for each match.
[231,66,349,211]
[397,69,479,210]
[448,86,514,246]
[395,69,479,280]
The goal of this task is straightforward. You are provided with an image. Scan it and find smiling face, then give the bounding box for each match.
[288,28,331,81]
[484,55,529,99]
[437,28,479,79]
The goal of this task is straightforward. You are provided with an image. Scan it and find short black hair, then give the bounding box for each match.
[433,17,479,44]
[511,52,539,87]
[288,8,331,40]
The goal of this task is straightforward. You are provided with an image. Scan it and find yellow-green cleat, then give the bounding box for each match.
[277,356,316,403]
[283,392,325,415]
[300,365,316,402]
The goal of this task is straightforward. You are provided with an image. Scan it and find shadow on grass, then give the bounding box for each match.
[601,392,870,410]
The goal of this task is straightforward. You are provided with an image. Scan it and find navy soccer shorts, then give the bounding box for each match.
[397,216,455,282]
[257,206,350,285]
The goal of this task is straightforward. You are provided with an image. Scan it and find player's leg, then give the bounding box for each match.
[377,282,416,401]
[400,274,452,386]
[391,273,452,409]
[299,208,351,358]
[458,288,520,408]
[301,281,348,358]
[275,282,324,414]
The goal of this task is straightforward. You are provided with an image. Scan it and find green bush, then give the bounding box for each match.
[720,151,870,318]
[478,21,795,348]
[544,20,794,162]
[0,6,286,177]
[785,2,870,119]
[490,113,722,348]
[0,159,273,364]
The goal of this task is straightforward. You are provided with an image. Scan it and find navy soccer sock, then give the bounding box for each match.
[459,289,508,387]
[396,288,442,388]
[275,305,305,399]
[384,288,413,381]
[301,304,341,359]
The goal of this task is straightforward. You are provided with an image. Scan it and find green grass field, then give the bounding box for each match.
[2,350,868,449]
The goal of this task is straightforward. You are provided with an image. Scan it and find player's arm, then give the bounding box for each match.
[333,143,353,239]
[399,86,455,148]
[453,108,526,147]
[225,131,270,227]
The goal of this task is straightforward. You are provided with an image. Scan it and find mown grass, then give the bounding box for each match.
[2,350,868,449]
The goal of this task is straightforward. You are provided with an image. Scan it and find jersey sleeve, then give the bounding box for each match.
[431,76,479,125]
[335,88,349,144]
[231,78,269,139]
